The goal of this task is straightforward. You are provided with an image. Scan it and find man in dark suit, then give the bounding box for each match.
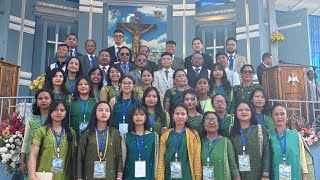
[184,38,213,70]
[106,29,132,65]
[80,39,99,75]
[114,46,137,75]
[128,53,149,86]
[64,33,83,60]
[185,52,210,88]
[138,45,158,73]
[46,44,69,74]
[256,52,272,85]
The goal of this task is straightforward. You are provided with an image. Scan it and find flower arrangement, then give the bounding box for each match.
[271,31,284,42]
[0,111,25,172]
[29,74,45,92]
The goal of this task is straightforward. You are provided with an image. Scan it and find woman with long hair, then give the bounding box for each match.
[229,101,270,180]
[44,68,68,101]
[122,105,159,180]
[65,57,83,95]
[20,89,54,177]
[200,111,240,180]
[100,65,123,102]
[109,75,141,136]
[77,101,123,180]
[157,104,201,180]
[28,100,76,180]
[195,77,215,113]
[88,67,104,100]
[183,89,203,134]
[69,76,97,142]
[209,63,234,114]
[141,87,169,135]
[249,88,275,131]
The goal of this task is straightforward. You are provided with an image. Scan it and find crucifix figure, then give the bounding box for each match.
[206,38,224,62]
[117,12,157,57]
[47,33,64,53]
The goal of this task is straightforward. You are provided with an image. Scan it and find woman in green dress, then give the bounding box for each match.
[110,75,141,136]
[77,101,123,180]
[20,89,54,177]
[183,89,203,134]
[65,57,83,95]
[195,77,215,113]
[44,68,69,101]
[200,111,240,180]
[157,104,202,180]
[122,105,159,180]
[28,100,76,180]
[100,65,123,103]
[233,64,261,105]
[209,63,234,114]
[69,76,97,142]
[211,94,234,136]
[249,88,275,131]
[229,101,270,180]
[269,103,308,180]
[142,86,169,135]
[88,67,103,100]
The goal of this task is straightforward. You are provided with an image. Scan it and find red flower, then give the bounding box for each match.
[317,132,320,138]
[10,111,18,121]
[0,120,9,129]
[299,130,305,137]
[11,119,21,129]
[19,126,25,135]
[296,120,303,128]
[10,126,17,133]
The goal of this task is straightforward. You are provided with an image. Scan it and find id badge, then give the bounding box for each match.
[79,122,88,132]
[238,154,251,172]
[203,166,214,180]
[119,123,128,136]
[94,161,106,179]
[135,161,146,178]
[279,164,291,180]
[51,157,64,173]
[170,161,182,179]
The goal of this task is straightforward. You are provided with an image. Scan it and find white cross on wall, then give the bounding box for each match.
[206,38,224,61]
[47,34,64,53]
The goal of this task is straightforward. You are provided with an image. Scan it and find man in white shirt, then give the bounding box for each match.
[216,52,240,87]
[98,49,111,86]
[226,37,247,74]
[106,29,132,65]
[153,52,174,94]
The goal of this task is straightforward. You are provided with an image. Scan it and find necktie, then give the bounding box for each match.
[68,50,73,60]
[90,55,94,67]
[116,47,120,59]
[195,68,200,76]
[102,66,106,77]
[165,70,169,80]
[123,62,128,74]
[229,55,234,70]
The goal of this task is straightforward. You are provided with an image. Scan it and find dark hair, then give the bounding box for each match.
[262,53,272,62]
[210,63,232,92]
[173,69,186,79]
[99,49,111,56]
[160,52,172,58]
[140,67,154,79]
[240,64,255,74]
[226,37,237,45]
[192,38,203,44]
[142,87,164,123]
[171,104,194,131]
[66,33,78,39]
[230,101,258,136]
[106,65,124,85]
[211,93,229,106]
[119,75,136,103]
[32,89,55,115]
[270,103,287,116]
[58,44,69,49]
[195,76,210,95]
[44,68,68,95]
[88,67,103,90]
[201,111,221,136]
[249,88,270,115]
[44,100,73,142]
[166,40,176,46]
[72,76,95,100]
[128,105,150,132]
[85,39,96,46]
[65,57,83,79]
[114,29,124,35]
[118,46,131,60]
[135,53,147,61]
[215,52,228,60]
[183,89,203,114]
[84,101,112,134]
[139,45,150,52]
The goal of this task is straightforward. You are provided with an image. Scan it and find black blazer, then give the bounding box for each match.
[114,62,137,75]
[106,46,133,65]
[256,63,268,85]
[184,53,213,70]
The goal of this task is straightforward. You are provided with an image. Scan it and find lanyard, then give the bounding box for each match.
[94,91,99,100]
[67,77,74,94]
[148,113,156,131]
[120,62,129,74]
[255,113,266,126]
[201,97,209,112]
[275,128,287,164]
[205,135,220,165]
[219,86,225,95]
[53,128,64,157]
[220,114,227,128]
[111,85,119,96]
[40,115,43,126]
[135,133,145,161]
[176,87,186,103]
[95,127,109,161]
[173,127,185,161]
[80,98,90,122]
[122,99,132,123]
[240,125,252,154]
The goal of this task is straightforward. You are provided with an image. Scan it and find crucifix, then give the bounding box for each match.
[117,12,157,57]
[47,34,64,53]
[206,38,224,62]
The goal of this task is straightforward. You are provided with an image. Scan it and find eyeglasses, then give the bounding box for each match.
[204,118,218,123]
[192,56,202,60]
[120,53,130,56]
[137,58,147,62]
[140,50,150,53]
[241,70,254,75]
[114,35,124,38]
[213,100,226,105]
[121,82,133,86]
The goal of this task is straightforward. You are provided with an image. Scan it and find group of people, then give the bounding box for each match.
[18,29,315,180]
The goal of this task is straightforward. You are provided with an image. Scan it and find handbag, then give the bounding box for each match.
[35,172,53,180]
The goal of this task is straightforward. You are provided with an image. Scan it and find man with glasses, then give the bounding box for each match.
[128,53,149,86]
[114,46,137,75]
[184,38,213,70]
[106,29,132,65]
[226,37,247,75]
[184,52,210,88]
[164,40,184,70]
[138,45,158,72]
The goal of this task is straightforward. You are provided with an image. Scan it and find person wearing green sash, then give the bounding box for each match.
[195,77,215,113]
[69,76,97,142]
[100,65,123,102]
[28,100,76,180]
[77,101,123,180]
[157,104,201,180]
[183,89,203,134]
[88,67,104,100]
[65,57,83,95]
[122,105,159,180]
[142,86,169,135]
[249,88,275,131]
[44,68,69,102]
[20,89,54,178]
[200,111,240,180]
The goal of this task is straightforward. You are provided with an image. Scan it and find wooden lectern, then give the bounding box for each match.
[0,61,19,119]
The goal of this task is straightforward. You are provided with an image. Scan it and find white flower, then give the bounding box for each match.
[10,162,16,168]
[10,144,15,149]
[5,140,8,143]
[5,144,10,148]
[2,159,7,163]
[12,155,20,162]
[17,134,22,138]
[8,138,14,143]
[9,150,15,154]
[12,135,17,139]
[16,146,21,153]
[0,147,8,153]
